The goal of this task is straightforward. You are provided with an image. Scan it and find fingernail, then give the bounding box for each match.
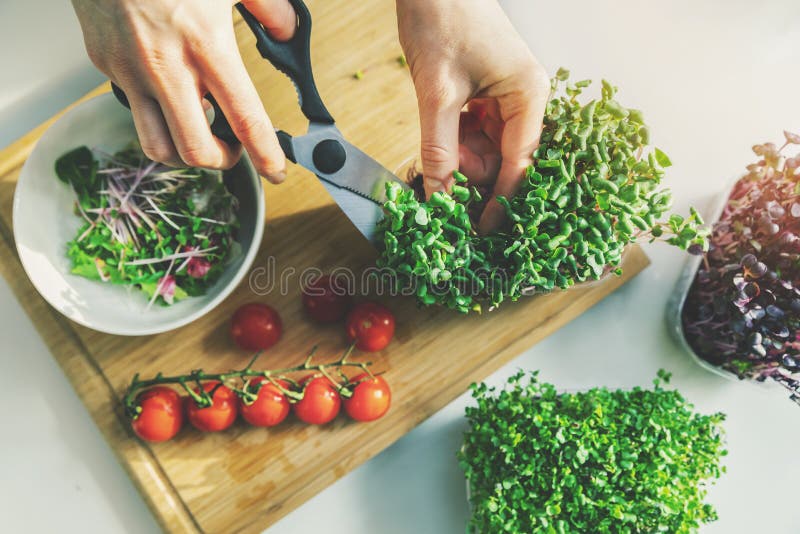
[423,177,445,198]
[267,170,287,184]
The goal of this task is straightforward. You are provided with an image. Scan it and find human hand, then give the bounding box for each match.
[396,0,549,233]
[71,0,295,182]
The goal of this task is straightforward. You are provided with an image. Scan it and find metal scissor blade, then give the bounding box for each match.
[287,123,410,243]
[317,179,385,243]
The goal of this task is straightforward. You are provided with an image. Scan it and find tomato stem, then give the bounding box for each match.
[123,345,372,419]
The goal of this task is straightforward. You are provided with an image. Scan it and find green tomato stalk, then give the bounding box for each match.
[123,345,375,419]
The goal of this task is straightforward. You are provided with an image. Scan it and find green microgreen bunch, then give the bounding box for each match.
[56,144,239,307]
[377,69,708,313]
[458,370,727,534]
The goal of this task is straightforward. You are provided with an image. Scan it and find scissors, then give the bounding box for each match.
[111,0,409,243]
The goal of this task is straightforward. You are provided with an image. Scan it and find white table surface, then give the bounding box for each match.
[2,1,799,532]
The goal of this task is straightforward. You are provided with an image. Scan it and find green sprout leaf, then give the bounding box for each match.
[655,147,673,168]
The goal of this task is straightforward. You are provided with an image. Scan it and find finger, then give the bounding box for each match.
[155,77,242,170]
[459,144,500,185]
[479,89,547,234]
[496,94,546,188]
[478,197,507,235]
[126,90,182,167]
[417,94,462,198]
[240,0,297,41]
[199,43,287,182]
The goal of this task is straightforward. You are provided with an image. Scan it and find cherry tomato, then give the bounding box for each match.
[240,378,291,427]
[186,382,238,432]
[231,303,283,351]
[346,301,395,352]
[343,374,391,422]
[293,375,341,425]
[131,386,184,443]
[302,274,352,323]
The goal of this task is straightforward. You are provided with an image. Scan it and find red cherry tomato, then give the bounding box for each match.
[131,386,184,442]
[346,301,395,352]
[343,374,391,422]
[240,378,291,427]
[231,303,283,351]
[302,274,352,323]
[186,382,238,432]
[293,375,341,425]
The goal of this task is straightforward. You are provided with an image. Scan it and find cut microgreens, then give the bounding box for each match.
[377,69,708,313]
[459,370,727,534]
[55,144,239,306]
[122,345,375,419]
[683,132,800,402]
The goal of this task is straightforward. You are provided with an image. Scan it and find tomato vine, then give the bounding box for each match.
[123,345,374,419]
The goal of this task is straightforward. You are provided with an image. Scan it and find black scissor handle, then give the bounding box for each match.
[236,0,334,125]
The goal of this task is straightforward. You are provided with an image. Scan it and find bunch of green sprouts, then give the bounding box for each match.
[377,69,708,313]
[459,370,727,533]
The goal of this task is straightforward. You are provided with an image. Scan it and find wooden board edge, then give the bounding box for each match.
[482,244,650,371]
[0,210,201,533]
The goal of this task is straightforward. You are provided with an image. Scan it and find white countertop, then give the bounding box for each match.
[2,1,799,532]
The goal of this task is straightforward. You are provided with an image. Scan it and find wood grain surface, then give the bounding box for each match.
[0,1,649,532]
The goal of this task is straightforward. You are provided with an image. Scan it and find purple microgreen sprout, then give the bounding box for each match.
[682,132,800,404]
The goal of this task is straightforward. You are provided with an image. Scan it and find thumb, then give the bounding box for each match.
[416,91,462,199]
[239,0,297,41]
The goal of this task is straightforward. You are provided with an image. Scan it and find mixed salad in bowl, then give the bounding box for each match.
[13,90,264,335]
[55,144,240,307]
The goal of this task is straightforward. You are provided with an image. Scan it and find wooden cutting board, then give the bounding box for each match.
[0,1,649,532]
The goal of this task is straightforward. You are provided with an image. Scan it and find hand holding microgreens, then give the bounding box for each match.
[55,144,239,307]
[683,131,800,402]
[377,69,708,313]
[459,370,727,533]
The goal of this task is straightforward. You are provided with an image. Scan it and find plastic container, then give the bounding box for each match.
[666,180,800,404]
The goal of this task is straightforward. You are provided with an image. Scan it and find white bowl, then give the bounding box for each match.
[12,92,265,336]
